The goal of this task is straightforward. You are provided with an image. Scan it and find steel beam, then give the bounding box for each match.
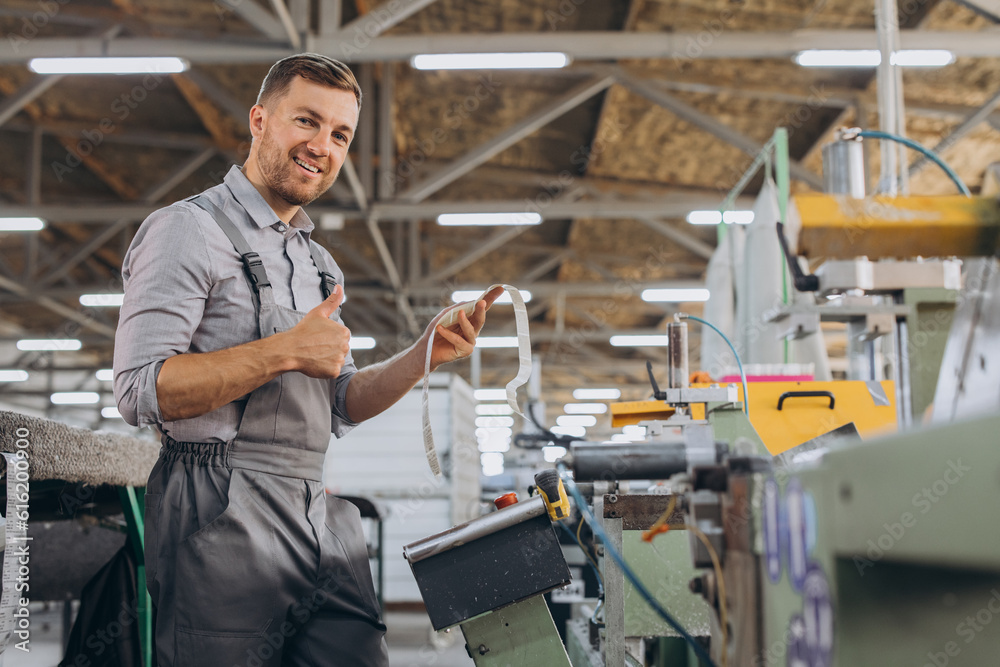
[0,275,116,338]
[396,75,616,202]
[358,64,375,195]
[378,63,396,201]
[335,0,441,39]
[0,75,64,128]
[418,225,534,287]
[36,148,216,288]
[268,0,302,50]
[181,68,252,125]
[954,0,1000,22]
[0,279,705,303]
[909,86,1000,178]
[615,70,825,190]
[637,217,715,260]
[6,194,755,223]
[216,0,289,42]
[319,0,342,33]
[9,31,1000,64]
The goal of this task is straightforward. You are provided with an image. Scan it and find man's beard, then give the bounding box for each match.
[256,129,336,207]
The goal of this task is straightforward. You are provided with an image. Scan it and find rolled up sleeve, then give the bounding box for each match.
[113,205,213,428]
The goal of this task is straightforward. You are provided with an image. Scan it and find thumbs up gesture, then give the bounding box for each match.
[284,284,352,379]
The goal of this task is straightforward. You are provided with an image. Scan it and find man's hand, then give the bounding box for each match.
[425,285,505,371]
[283,284,352,378]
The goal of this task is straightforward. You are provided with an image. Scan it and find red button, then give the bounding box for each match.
[494,492,518,510]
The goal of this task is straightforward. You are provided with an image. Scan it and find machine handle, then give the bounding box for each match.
[777,390,835,411]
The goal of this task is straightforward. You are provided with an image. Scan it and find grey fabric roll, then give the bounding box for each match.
[0,410,158,487]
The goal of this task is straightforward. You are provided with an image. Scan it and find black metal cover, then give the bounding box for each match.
[408,513,571,630]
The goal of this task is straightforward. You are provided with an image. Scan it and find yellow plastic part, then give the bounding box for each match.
[738,380,897,455]
[539,479,571,521]
[793,194,1000,259]
[608,381,897,456]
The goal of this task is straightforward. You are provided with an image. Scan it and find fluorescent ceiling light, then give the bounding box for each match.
[722,210,754,225]
[641,288,711,302]
[349,337,376,350]
[17,339,82,351]
[29,57,189,75]
[573,388,621,400]
[0,217,45,231]
[480,452,505,476]
[557,414,597,428]
[564,403,608,415]
[437,212,542,226]
[476,403,514,416]
[795,50,954,68]
[80,293,125,307]
[891,50,955,67]
[551,425,586,437]
[686,210,754,225]
[476,426,513,438]
[412,52,569,70]
[101,406,122,419]
[543,445,567,462]
[610,335,670,347]
[476,415,514,428]
[476,336,519,348]
[474,388,508,401]
[795,50,881,67]
[96,369,114,382]
[0,370,28,382]
[452,290,532,304]
[478,439,511,453]
[51,391,100,405]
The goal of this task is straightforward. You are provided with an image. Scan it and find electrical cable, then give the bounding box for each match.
[856,129,971,197]
[681,523,729,667]
[556,463,718,667]
[514,400,584,449]
[678,314,749,418]
[557,520,604,593]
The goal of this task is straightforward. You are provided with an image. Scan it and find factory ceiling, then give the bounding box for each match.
[0,0,998,427]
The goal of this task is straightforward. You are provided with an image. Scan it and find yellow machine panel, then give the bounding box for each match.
[743,380,897,455]
[793,194,1000,259]
[610,381,897,456]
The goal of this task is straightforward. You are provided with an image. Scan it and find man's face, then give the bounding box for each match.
[253,76,359,208]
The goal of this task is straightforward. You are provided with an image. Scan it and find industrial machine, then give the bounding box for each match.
[402,127,1000,666]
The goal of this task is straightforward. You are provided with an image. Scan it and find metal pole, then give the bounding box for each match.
[875,0,908,195]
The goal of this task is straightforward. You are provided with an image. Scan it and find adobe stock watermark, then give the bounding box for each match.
[51,70,171,182]
[5,0,71,53]
[853,458,971,576]
[922,588,1000,667]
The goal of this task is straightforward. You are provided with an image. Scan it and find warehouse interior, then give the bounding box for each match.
[1,0,1000,664]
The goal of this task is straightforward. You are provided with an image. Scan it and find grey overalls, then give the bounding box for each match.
[142,196,388,667]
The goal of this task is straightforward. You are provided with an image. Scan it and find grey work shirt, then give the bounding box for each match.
[113,165,358,443]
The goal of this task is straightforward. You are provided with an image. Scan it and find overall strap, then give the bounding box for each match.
[191,195,275,317]
[308,241,339,299]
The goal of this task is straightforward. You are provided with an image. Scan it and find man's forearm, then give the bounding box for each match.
[156,336,294,422]
[344,343,426,423]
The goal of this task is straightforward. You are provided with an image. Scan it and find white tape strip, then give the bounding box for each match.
[422,285,531,477]
[0,452,26,659]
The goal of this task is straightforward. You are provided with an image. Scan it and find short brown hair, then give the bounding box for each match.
[257,53,362,110]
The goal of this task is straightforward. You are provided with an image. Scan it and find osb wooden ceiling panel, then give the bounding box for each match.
[584,84,816,189]
[391,0,629,33]
[634,0,875,31]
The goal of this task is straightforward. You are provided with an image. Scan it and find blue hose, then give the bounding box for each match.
[857,130,971,197]
[556,463,719,667]
[681,314,749,418]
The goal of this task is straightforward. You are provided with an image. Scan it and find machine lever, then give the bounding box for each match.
[646,360,667,401]
[777,390,835,411]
